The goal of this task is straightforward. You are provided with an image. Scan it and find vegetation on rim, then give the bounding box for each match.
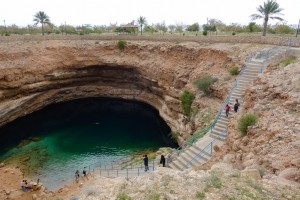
[117,40,127,50]
[238,113,258,136]
[229,66,239,75]
[194,75,218,95]
[179,90,195,117]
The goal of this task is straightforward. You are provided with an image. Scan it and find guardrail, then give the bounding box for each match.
[88,160,156,178]
[180,130,227,170]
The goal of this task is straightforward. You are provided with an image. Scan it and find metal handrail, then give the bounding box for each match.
[88,160,156,178]
[180,130,227,170]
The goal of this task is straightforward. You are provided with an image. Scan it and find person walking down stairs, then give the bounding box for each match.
[225,104,231,117]
[234,99,240,112]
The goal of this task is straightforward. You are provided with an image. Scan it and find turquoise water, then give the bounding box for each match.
[0,98,176,190]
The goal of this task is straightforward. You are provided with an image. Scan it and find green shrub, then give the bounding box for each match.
[196,191,205,200]
[169,131,179,141]
[226,194,236,200]
[117,40,127,50]
[238,113,258,136]
[146,193,160,200]
[116,192,132,200]
[205,172,222,190]
[203,30,208,36]
[229,66,238,75]
[79,32,84,35]
[5,33,10,36]
[179,90,195,117]
[232,32,236,36]
[257,167,265,177]
[281,56,297,66]
[194,75,218,95]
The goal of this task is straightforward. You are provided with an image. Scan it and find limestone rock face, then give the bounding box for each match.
[241,169,261,180]
[199,53,300,186]
[0,40,233,138]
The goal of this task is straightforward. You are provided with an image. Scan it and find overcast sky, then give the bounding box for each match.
[0,0,299,27]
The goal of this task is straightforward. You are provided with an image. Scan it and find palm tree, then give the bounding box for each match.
[250,0,284,36]
[33,11,51,35]
[137,16,147,35]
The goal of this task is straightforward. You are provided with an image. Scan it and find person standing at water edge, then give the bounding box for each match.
[143,155,149,171]
[160,155,166,167]
[83,167,87,176]
[234,99,240,112]
[75,170,80,181]
[225,104,231,117]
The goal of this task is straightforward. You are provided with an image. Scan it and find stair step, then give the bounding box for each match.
[244,68,260,73]
[211,127,227,135]
[169,162,181,170]
[214,122,227,129]
[172,160,185,170]
[213,126,227,133]
[216,120,229,127]
[181,152,205,165]
[210,133,226,141]
[191,145,212,157]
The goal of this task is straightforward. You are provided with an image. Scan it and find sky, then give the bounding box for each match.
[0,0,299,27]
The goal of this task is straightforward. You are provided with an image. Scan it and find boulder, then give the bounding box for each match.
[278,168,298,181]
[32,194,37,200]
[211,162,233,173]
[291,158,300,168]
[241,169,261,180]
[5,190,10,195]
[223,154,235,163]
[213,145,220,152]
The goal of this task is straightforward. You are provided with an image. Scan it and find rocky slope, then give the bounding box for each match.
[201,53,300,189]
[0,40,253,139]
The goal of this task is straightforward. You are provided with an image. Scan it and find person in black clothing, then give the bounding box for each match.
[143,155,149,171]
[160,155,166,167]
[234,99,240,112]
[83,167,87,177]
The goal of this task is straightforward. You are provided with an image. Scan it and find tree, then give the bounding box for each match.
[247,22,262,32]
[33,11,52,35]
[175,23,185,35]
[208,18,226,33]
[137,16,147,35]
[144,25,156,34]
[168,24,176,34]
[273,24,294,34]
[187,23,199,33]
[155,22,168,34]
[250,0,284,36]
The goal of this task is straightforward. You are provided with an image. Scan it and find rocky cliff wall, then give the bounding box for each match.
[0,40,235,139]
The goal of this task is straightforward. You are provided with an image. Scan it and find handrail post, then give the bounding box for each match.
[126,169,128,179]
[138,168,140,176]
[152,160,155,171]
[117,169,118,177]
[210,142,212,154]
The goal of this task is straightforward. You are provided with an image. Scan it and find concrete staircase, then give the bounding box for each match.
[169,47,288,171]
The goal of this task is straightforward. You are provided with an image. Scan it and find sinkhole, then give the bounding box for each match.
[0,97,177,190]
